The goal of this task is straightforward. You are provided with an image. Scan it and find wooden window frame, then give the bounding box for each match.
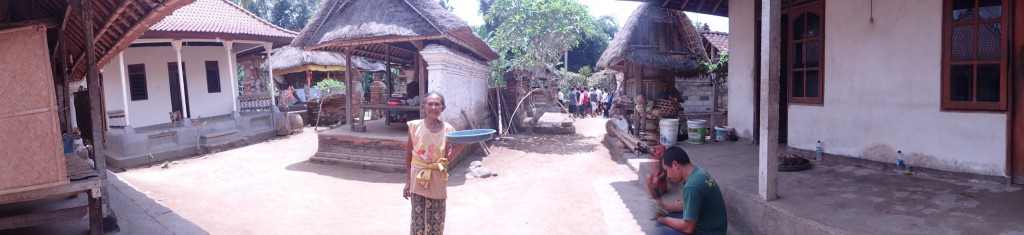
[787,2,825,105]
[941,0,1008,111]
[127,64,148,101]
[205,61,222,93]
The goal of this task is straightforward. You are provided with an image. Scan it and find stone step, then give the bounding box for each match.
[311,152,405,173]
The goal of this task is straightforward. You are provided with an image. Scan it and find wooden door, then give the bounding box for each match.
[168,62,191,118]
[1012,0,1024,184]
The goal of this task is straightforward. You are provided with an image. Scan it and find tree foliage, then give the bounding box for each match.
[438,0,454,12]
[565,15,617,73]
[231,0,320,30]
[485,0,595,74]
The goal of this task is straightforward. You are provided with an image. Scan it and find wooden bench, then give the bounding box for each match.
[0,155,104,234]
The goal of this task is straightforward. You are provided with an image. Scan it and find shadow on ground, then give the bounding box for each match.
[492,134,599,155]
[283,149,487,187]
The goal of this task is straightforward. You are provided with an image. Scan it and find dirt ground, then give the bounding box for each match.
[117,118,658,234]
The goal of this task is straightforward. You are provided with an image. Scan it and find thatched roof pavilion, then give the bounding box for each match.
[597,3,707,74]
[294,0,498,64]
[268,46,386,75]
[294,0,498,132]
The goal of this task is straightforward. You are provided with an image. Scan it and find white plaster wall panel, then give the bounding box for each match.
[782,0,1007,176]
[178,46,234,120]
[421,44,491,130]
[116,46,174,128]
[727,0,757,140]
[101,53,126,114]
[105,45,235,128]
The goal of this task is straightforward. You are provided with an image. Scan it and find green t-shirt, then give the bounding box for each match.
[682,166,728,235]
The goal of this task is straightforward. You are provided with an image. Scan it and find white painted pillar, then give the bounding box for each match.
[758,0,781,201]
[172,40,189,118]
[225,41,238,112]
[117,52,130,126]
[264,43,276,107]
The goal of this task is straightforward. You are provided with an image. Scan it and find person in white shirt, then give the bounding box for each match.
[557,88,566,106]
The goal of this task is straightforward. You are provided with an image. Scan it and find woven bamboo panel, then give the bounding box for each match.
[0,25,68,194]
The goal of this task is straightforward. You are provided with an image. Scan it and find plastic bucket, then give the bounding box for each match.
[659,118,680,146]
[722,126,735,141]
[714,127,727,141]
[687,119,707,144]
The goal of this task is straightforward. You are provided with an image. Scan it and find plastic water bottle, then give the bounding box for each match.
[814,141,823,161]
[896,151,906,172]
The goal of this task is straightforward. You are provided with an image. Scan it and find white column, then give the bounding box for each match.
[117,52,130,126]
[225,41,238,112]
[264,43,276,107]
[758,0,781,201]
[172,40,189,118]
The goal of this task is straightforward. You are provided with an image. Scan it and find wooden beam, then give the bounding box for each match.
[682,0,691,10]
[349,47,413,65]
[663,0,671,7]
[0,18,59,29]
[697,0,707,11]
[713,0,723,13]
[80,0,111,230]
[345,47,353,131]
[92,0,134,45]
[0,206,89,230]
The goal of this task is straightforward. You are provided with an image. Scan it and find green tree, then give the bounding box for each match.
[486,0,595,77]
[290,0,318,30]
[270,0,293,29]
[566,15,617,73]
[478,0,498,34]
[232,0,269,19]
[438,0,454,12]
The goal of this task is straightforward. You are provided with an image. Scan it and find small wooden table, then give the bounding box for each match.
[359,104,420,125]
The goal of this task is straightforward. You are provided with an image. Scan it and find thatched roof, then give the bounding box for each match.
[597,4,706,74]
[292,0,498,64]
[266,46,386,74]
[618,0,728,17]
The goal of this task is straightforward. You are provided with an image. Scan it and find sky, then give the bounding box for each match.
[446,0,729,32]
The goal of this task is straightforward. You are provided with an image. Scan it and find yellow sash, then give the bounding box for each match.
[411,156,448,189]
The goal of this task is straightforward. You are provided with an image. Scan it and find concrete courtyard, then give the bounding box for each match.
[113,118,664,234]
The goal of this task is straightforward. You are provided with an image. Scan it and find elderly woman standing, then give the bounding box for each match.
[403,91,466,235]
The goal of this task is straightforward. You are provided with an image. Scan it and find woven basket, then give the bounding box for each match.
[654,99,680,118]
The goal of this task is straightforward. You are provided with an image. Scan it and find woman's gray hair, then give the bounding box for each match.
[422,91,446,107]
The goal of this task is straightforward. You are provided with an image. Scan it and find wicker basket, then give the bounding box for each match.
[654,99,680,118]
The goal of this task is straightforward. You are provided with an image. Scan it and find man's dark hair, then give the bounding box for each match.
[661,146,692,166]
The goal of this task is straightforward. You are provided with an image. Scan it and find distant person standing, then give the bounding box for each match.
[557,88,566,108]
[589,88,599,118]
[579,87,590,119]
[653,146,728,235]
[568,87,579,117]
[598,90,606,119]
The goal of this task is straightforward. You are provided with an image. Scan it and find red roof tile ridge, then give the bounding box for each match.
[217,0,297,36]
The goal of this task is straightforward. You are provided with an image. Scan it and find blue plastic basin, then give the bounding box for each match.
[445,129,496,143]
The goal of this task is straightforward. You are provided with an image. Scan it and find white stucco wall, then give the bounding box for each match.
[420,44,491,130]
[102,44,236,128]
[727,0,757,140]
[728,0,1008,176]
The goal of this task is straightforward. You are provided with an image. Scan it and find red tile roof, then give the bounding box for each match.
[702,31,729,53]
[148,0,297,40]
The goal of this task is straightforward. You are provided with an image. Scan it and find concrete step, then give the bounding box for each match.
[310,152,404,173]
